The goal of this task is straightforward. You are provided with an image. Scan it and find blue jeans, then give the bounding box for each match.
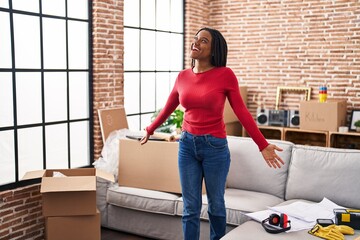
[178,131,230,240]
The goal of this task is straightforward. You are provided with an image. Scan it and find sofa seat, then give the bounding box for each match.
[107,185,181,216]
[176,188,284,226]
[96,135,360,240]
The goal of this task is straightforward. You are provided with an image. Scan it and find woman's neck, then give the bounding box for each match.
[192,61,214,73]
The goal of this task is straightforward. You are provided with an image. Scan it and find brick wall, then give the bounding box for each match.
[0,184,43,240]
[92,0,124,160]
[185,0,360,117]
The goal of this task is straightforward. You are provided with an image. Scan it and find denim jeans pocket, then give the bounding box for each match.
[205,135,227,149]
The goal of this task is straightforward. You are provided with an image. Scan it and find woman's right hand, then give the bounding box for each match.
[140,133,151,145]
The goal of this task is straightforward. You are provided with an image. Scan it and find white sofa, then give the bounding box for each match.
[96,136,360,239]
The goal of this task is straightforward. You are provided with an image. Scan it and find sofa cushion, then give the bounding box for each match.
[285,145,360,209]
[176,188,284,226]
[107,185,181,215]
[226,136,294,199]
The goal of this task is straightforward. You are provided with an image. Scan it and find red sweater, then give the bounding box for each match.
[146,67,269,151]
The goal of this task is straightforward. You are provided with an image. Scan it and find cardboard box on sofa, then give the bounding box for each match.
[118,138,181,194]
[46,209,100,240]
[22,168,114,217]
[300,100,347,132]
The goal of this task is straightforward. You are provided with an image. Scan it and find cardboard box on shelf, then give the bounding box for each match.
[118,138,181,194]
[22,168,114,217]
[46,209,101,240]
[300,100,347,132]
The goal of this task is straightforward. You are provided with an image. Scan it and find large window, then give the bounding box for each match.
[124,0,184,130]
[0,0,92,189]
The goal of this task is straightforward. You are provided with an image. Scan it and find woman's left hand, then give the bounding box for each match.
[261,144,285,168]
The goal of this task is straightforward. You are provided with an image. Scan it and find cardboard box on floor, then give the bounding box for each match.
[224,86,247,136]
[300,100,347,132]
[46,209,100,240]
[22,168,114,217]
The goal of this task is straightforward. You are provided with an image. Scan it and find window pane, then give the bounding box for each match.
[69,72,89,120]
[18,127,43,179]
[0,130,15,185]
[70,121,90,168]
[0,1,8,8]
[43,18,66,69]
[42,0,66,17]
[170,33,183,70]
[127,115,140,131]
[156,32,170,71]
[171,0,183,32]
[46,124,68,169]
[124,0,139,27]
[68,20,88,69]
[124,73,140,115]
[141,73,155,112]
[44,72,67,122]
[16,72,42,125]
[170,72,178,87]
[67,0,88,20]
[141,0,155,29]
[13,14,41,69]
[0,73,13,127]
[141,30,155,71]
[156,0,170,31]
[140,113,153,131]
[156,72,171,109]
[124,28,139,71]
[0,12,12,68]
[12,0,39,13]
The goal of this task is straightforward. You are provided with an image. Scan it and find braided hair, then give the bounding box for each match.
[191,27,228,67]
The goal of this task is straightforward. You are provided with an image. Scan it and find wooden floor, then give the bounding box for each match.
[101,227,153,240]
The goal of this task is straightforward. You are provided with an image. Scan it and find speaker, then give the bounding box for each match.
[289,110,300,128]
[256,109,269,126]
[262,213,291,234]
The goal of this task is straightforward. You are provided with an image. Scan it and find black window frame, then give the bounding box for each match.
[0,0,94,191]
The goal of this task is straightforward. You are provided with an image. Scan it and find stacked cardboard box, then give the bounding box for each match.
[22,168,114,240]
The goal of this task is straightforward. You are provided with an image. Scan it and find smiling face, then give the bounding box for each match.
[190,30,213,63]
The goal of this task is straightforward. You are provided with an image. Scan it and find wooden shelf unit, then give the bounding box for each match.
[243,126,360,149]
[243,125,284,140]
[328,131,360,150]
[283,128,328,147]
[259,126,284,140]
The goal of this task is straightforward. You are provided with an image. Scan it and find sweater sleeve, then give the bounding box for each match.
[145,80,180,135]
[226,71,269,151]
